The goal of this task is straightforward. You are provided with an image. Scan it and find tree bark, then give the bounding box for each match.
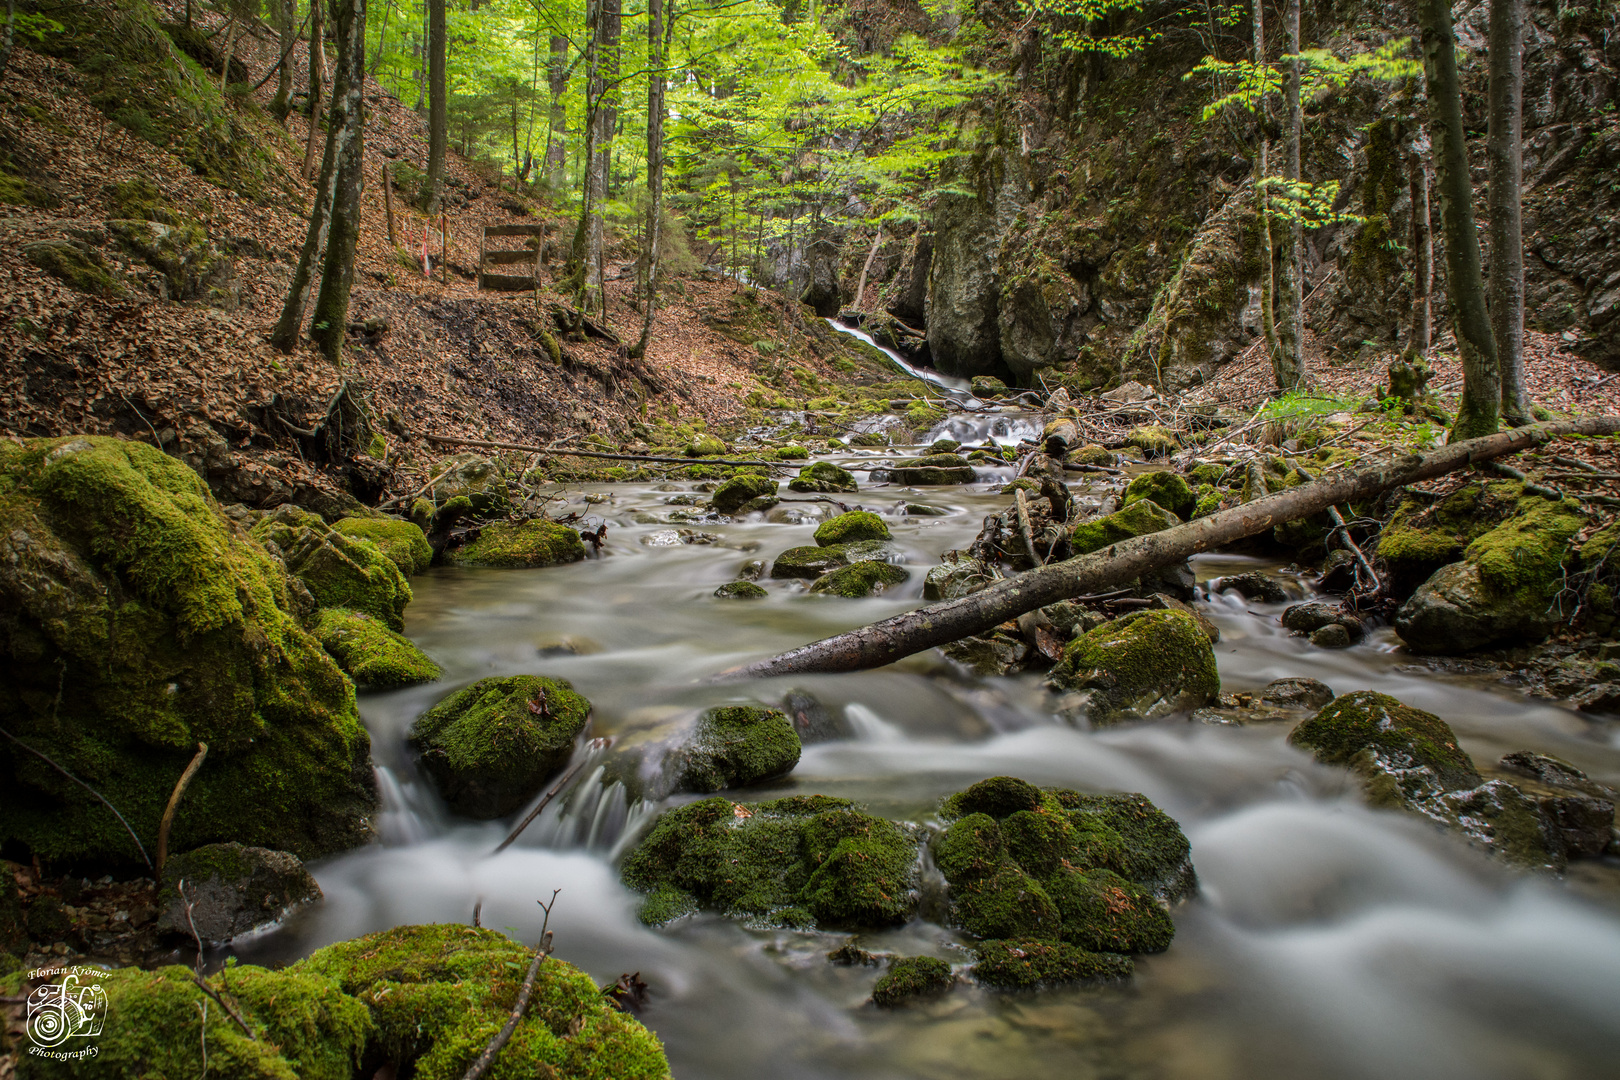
[302,0,327,181]
[1488,0,1530,425]
[631,0,665,359]
[0,0,16,86]
[721,416,1620,680]
[1252,0,1280,384]
[1407,122,1434,354]
[1275,0,1305,389]
[546,34,568,188]
[310,0,367,366]
[426,0,447,213]
[598,0,621,199]
[1417,0,1500,440]
[271,0,295,119]
[570,0,605,312]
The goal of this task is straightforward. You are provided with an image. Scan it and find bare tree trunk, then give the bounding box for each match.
[426,0,447,213]
[302,0,327,181]
[218,15,238,92]
[371,0,392,76]
[1407,123,1434,354]
[598,0,621,200]
[0,0,16,85]
[546,34,567,188]
[309,0,367,366]
[1253,0,1280,382]
[723,417,1620,680]
[570,0,605,311]
[1489,0,1530,425]
[631,0,665,359]
[853,228,883,311]
[1275,0,1305,388]
[1417,0,1500,440]
[271,0,295,119]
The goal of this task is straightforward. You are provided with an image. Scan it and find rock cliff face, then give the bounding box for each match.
[843,1,1619,386]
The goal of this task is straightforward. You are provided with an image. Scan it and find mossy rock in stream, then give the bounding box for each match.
[970,939,1133,990]
[808,560,910,597]
[671,705,801,793]
[789,461,859,493]
[622,795,921,929]
[814,510,890,546]
[290,924,671,1079]
[0,436,375,866]
[769,539,898,580]
[890,454,977,485]
[409,676,591,819]
[331,516,433,575]
[871,956,954,1007]
[446,518,586,568]
[933,778,1189,987]
[1122,471,1195,521]
[1289,690,1482,799]
[1048,610,1219,726]
[1373,480,1522,597]
[1066,499,1178,556]
[428,454,513,517]
[711,474,779,514]
[316,608,441,689]
[251,505,413,631]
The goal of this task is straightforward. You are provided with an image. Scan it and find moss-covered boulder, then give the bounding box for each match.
[711,474,779,514]
[808,561,910,597]
[18,963,373,1080]
[0,437,375,865]
[971,376,1009,397]
[777,445,810,459]
[872,956,954,1007]
[769,539,897,579]
[291,924,670,1079]
[429,454,513,516]
[672,705,801,793]
[409,676,591,819]
[1067,499,1179,555]
[316,608,441,689]
[331,516,433,575]
[714,580,768,599]
[252,505,413,631]
[1122,471,1195,521]
[621,795,921,929]
[1374,480,1520,596]
[446,518,587,568]
[932,778,1191,989]
[155,842,321,944]
[1393,498,1588,654]
[1048,610,1219,726]
[684,434,727,457]
[814,510,891,546]
[890,454,977,485]
[23,239,123,296]
[789,461,859,493]
[1124,426,1179,458]
[971,939,1134,989]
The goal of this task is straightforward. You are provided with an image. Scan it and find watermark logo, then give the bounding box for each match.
[25,967,107,1061]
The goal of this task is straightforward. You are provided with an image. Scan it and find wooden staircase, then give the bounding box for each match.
[476,223,546,291]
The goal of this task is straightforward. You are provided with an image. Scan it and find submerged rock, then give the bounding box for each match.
[789,461,859,493]
[714,580,768,599]
[711,474,779,514]
[0,436,375,864]
[331,516,434,575]
[808,561,910,597]
[315,608,441,689]
[1213,572,1289,603]
[409,675,591,818]
[672,705,801,793]
[621,795,921,929]
[253,504,413,630]
[871,956,954,1007]
[814,510,890,546]
[1048,610,1220,726]
[1122,471,1195,521]
[446,518,586,568]
[156,843,321,945]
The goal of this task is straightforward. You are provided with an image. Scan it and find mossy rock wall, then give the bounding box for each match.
[0,437,375,867]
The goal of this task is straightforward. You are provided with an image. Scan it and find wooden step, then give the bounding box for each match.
[484,248,538,266]
[483,223,546,237]
[479,271,539,291]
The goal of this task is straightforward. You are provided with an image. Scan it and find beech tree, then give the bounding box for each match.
[1276,0,1304,388]
[1488,0,1531,425]
[427,0,447,211]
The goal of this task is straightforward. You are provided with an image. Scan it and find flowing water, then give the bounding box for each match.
[237,358,1620,1079]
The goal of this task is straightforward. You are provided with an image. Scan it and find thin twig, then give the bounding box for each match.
[379,459,464,510]
[157,742,209,875]
[460,893,560,1080]
[1014,488,1041,567]
[0,726,152,872]
[492,746,606,854]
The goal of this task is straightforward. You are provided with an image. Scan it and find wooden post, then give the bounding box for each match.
[441,211,449,285]
[478,227,487,291]
[382,163,397,246]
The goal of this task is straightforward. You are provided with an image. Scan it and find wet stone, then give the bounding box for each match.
[1213,572,1289,604]
[1310,623,1353,649]
[1260,678,1335,710]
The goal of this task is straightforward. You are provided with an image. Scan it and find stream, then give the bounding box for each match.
[237,354,1620,1079]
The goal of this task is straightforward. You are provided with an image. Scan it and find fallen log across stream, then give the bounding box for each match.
[719,417,1620,680]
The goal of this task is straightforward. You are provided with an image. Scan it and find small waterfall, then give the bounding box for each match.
[373,765,439,846]
[507,738,652,855]
[926,413,1041,447]
[844,703,904,742]
[823,319,970,394]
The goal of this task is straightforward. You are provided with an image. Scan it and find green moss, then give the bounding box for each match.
[941,777,1047,821]
[789,461,858,493]
[1049,610,1220,726]
[684,434,727,457]
[849,431,890,447]
[1191,484,1224,518]
[316,608,441,689]
[1059,792,1194,899]
[1002,477,1041,494]
[871,956,954,1007]
[906,402,948,427]
[814,511,890,546]
[1070,445,1115,467]
[0,437,373,865]
[22,240,123,296]
[429,456,513,518]
[1374,482,1523,593]
[714,580,768,599]
[769,539,893,579]
[1289,690,1482,792]
[952,864,1063,940]
[620,796,920,929]
[1187,463,1226,486]
[1125,426,1180,458]
[776,445,810,459]
[291,925,670,1080]
[1046,868,1174,953]
[807,561,909,597]
[252,508,413,631]
[446,519,586,569]
[1123,471,1195,520]
[971,940,1133,989]
[711,474,779,515]
[331,517,433,575]
[409,676,592,818]
[933,812,1005,882]
[1463,497,1586,610]
[1067,499,1178,555]
[675,705,801,793]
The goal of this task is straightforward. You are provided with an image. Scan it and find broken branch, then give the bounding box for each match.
[157,742,208,875]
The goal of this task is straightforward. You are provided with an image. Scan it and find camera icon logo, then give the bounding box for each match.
[27,974,107,1049]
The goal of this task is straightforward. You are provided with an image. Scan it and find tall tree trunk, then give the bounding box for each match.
[1417,0,1500,439]
[1407,123,1434,354]
[370,0,392,76]
[1275,0,1305,388]
[413,10,425,111]
[598,0,621,200]
[426,0,447,214]
[1253,0,1280,382]
[310,0,368,366]
[546,34,568,189]
[632,0,665,358]
[0,0,16,85]
[302,0,326,181]
[271,0,295,119]
[218,15,238,92]
[572,0,606,312]
[1489,0,1530,425]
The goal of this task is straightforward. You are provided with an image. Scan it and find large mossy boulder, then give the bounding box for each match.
[789,461,859,493]
[1393,498,1588,655]
[808,561,910,597]
[672,705,801,793]
[409,676,591,819]
[291,925,670,1080]
[1374,480,1521,596]
[155,842,321,945]
[428,454,513,516]
[933,777,1192,989]
[770,539,898,579]
[814,510,891,546]
[446,518,587,568]
[0,437,375,865]
[331,516,433,575]
[711,474,779,514]
[622,795,921,929]
[1122,471,1195,521]
[890,453,977,485]
[252,505,413,631]
[316,608,441,689]
[1048,610,1219,726]
[1067,499,1178,555]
